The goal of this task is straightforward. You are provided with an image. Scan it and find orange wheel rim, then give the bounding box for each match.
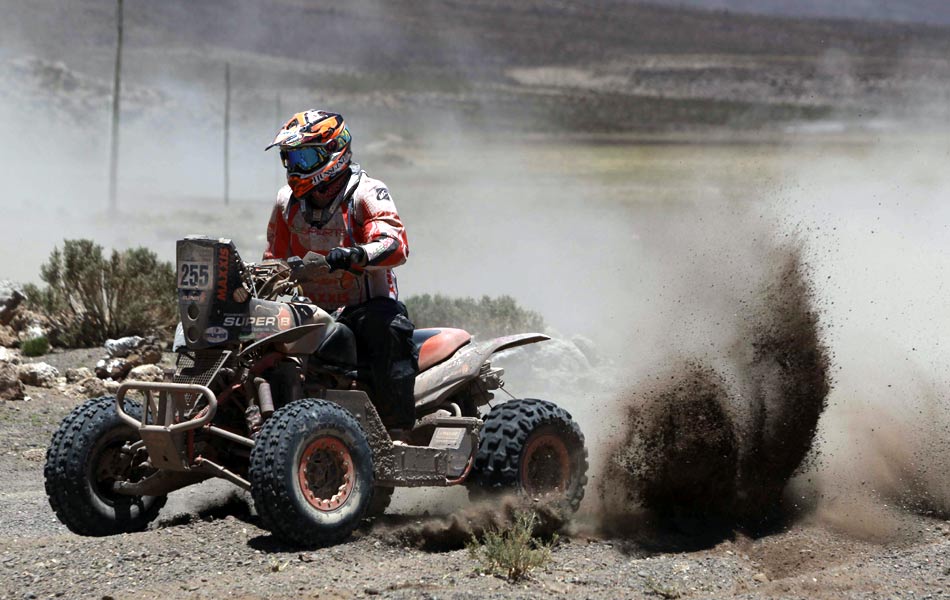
[521,433,570,495]
[297,437,354,511]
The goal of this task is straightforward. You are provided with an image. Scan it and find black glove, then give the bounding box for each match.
[326,246,366,272]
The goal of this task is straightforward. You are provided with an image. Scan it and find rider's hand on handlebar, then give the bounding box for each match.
[326,246,367,272]
[287,255,323,283]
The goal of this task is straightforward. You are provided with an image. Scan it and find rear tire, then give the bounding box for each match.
[249,398,374,547]
[468,399,588,511]
[44,396,167,536]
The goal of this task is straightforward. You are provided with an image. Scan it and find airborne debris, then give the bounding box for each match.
[382,495,567,552]
[600,243,831,530]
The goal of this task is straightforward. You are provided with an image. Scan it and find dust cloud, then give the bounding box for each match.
[591,129,950,542]
[598,240,831,530]
[776,135,950,540]
[380,495,567,551]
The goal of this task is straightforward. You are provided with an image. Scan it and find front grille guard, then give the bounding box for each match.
[115,381,218,436]
[114,381,220,471]
[114,350,254,485]
[114,350,233,436]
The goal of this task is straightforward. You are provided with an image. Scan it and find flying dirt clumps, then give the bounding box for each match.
[735,248,831,518]
[600,244,831,526]
[601,365,739,519]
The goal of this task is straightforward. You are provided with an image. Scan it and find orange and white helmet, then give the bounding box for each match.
[266,109,352,197]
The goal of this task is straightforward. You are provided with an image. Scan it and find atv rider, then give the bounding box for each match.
[263,109,417,435]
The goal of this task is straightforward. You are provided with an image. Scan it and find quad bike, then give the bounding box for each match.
[44,236,588,546]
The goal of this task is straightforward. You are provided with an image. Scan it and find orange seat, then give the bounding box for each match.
[413,328,472,372]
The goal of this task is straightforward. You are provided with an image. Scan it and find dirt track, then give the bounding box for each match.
[1,369,948,600]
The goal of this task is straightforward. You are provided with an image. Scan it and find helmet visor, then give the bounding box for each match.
[281,146,330,174]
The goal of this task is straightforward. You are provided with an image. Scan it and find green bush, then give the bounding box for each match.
[20,336,49,357]
[404,294,544,338]
[24,240,176,347]
[466,510,557,582]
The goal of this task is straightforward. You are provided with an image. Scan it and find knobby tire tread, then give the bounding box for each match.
[470,398,588,511]
[249,398,373,547]
[44,396,166,536]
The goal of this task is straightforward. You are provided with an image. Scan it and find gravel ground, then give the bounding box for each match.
[1,359,948,600]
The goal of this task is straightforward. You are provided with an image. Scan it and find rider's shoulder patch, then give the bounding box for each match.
[354,176,394,215]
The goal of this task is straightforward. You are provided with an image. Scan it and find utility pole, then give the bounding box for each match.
[224,62,231,205]
[107,0,124,213]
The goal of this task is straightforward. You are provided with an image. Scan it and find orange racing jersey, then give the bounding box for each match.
[263,167,408,311]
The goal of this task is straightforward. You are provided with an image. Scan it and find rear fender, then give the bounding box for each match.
[413,333,549,412]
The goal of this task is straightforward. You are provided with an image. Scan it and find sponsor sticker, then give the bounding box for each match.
[204,326,229,344]
[216,246,231,301]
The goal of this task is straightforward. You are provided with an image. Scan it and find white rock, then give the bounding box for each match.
[127,364,165,383]
[0,347,20,365]
[21,324,46,341]
[105,336,144,358]
[96,357,131,380]
[18,362,60,388]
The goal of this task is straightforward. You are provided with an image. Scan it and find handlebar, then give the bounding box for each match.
[246,252,340,301]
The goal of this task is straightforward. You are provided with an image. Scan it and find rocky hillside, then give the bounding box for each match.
[5,0,950,137]
[640,0,950,26]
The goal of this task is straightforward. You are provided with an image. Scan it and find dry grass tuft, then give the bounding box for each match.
[466,510,556,582]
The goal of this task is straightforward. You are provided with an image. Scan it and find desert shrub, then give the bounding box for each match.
[20,336,49,357]
[404,294,544,338]
[24,240,176,347]
[466,510,556,582]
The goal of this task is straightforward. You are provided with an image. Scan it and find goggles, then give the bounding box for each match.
[279,128,351,174]
[281,146,330,174]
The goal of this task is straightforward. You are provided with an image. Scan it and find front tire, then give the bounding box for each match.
[249,398,374,547]
[468,399,588,511]
[44,396,166,536]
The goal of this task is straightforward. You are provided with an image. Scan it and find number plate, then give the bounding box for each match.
[178,246,214,290]
[428,427,466,450]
